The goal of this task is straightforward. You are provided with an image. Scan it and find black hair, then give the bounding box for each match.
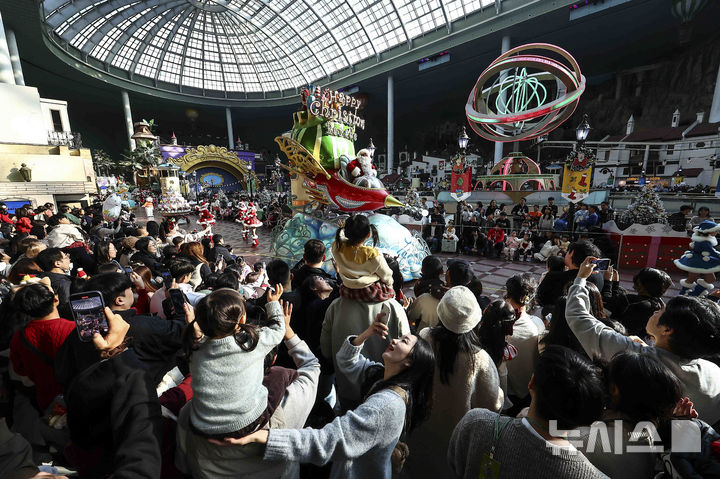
[169,258,195,281]
[698,206,710,215]
[135,237,155,254]
[533,345,605,429]
[12,283,56,318]
[93,240,114,265]
[384,254,404,297]
[145,221,160,238]
[567,240,601,268]
[680,205,692,213]
[47,214,63,227]
[84,273,133,306]
[215,271,240,291]
[606,351,682,424]
[183,288,257,358]
[657,296,720,359]
[303,239,326,264]
[35,248,65,272]
[477,300,516,366]
[546,255,565,272]
[212,234,223,244]
[429,323,479,385]
[97,262,123,274]
[266,259,291,286]
[633,267,673,299]
[541,297,586,356]
[585,282,607,320]
[253,262,264,272]
[420,255,443,278]
[335,214,378,246]
[362,335,435,434]
[505,273,537,308]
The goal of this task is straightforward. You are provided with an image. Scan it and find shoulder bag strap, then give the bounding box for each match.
[19,328,54,366]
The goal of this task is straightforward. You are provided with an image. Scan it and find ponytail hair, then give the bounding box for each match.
[335,214,377,247]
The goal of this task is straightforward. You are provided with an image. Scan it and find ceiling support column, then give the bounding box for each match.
[121,90,136,151]
[6,30,24,86]
[0,12,16,84]
[387,74,394,174]
[493,35,511,166]
[710,65,720,124]
[226,107,235,150]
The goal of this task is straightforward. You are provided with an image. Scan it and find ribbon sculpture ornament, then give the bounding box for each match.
[466,43,586,143]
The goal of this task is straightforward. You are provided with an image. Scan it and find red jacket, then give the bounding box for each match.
[487,228,505,244]
[15,217,32,233]
[10,318,77,410]
[0,212,13,224]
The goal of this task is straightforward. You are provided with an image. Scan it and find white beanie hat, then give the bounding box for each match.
[436,286,482,334]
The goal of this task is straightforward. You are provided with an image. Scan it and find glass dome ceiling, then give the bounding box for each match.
[41,0,497,95]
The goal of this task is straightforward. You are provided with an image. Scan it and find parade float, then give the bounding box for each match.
[472,152,557,202]
[271,87,428,281]
[156,163,192,219]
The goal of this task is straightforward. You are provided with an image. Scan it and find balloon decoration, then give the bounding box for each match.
[102,193,122,221]
[465,43,586,143]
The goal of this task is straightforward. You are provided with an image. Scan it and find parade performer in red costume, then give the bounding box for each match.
[235,201,249,241]
[197,202,215,235]
[243,202,263,248]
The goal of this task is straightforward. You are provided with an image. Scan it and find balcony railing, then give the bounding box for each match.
[48,131,82,149]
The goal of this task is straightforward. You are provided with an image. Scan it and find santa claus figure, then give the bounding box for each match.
[197,202,216,234]
[346,149,383,188]
[243,202,263,248]
[235,201,249,240]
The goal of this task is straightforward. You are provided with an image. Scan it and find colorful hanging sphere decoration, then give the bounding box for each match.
[465,43,586,143]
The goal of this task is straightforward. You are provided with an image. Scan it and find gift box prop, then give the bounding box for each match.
[603,221,687,272]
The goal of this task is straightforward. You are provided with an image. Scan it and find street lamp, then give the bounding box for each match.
[192,171,198,200]
[366,138,376,158]
[458,126,469,152]
[576,114,591,145]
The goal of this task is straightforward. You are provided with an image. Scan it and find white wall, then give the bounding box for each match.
[40,98,71,132]
[0,84,48,145]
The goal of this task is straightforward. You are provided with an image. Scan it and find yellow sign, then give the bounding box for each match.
[561,164,592,203]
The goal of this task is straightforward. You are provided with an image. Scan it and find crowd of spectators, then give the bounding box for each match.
[1,196,720,479]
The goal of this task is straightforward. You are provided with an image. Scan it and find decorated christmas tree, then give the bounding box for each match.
[617,185,668,229]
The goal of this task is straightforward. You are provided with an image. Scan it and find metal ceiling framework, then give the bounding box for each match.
[40,0,496,97]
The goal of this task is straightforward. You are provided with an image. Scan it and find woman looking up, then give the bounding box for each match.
[225,317,435,479]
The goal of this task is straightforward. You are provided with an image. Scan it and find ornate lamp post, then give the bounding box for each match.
[576,114,591,146]
[458,126,469,153]
[366,138,376,158]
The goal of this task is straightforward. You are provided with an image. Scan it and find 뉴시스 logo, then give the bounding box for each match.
[546,419,702,455]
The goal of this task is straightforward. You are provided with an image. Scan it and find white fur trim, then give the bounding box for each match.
[350,166,361,177]
[691,234,718,246]
[680,279,695,288]
[703,252,711,256]
[698,278,715,289]
[674,259,720,274]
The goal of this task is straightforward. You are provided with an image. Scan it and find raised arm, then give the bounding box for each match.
[566,258,643,360]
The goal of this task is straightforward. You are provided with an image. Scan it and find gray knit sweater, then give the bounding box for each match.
[189,301,285,435]
[448,409,608,479]
[566,277,720,425]
[264,337,406,479]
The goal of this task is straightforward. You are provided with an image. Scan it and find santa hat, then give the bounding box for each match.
[695,220,720,233]
[356,149,371,159]
[199,202,209,211]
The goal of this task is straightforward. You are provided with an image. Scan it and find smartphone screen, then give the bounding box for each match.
[169,288,186,314]
[124,266,133,274]
[593,258,611,271]
[161,271,172,290]
[70,292,108,342]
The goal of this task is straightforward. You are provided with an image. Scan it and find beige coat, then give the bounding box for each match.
[331,241,393,289]
[406,292,440,332]
[403,328,504,477]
